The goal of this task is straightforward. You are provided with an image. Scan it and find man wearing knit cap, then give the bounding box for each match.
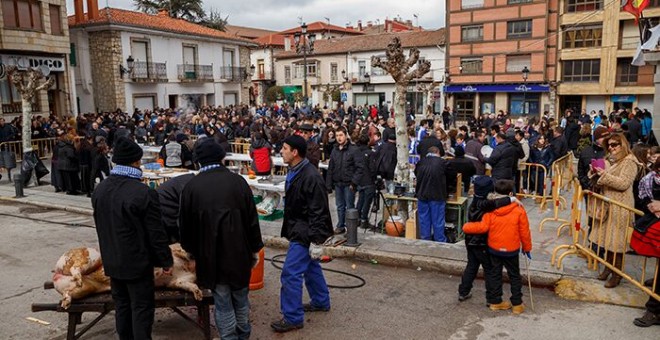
[92,137,173,340]
[179,138,263,340]
[271,135,333,333]
[298,124,321,168]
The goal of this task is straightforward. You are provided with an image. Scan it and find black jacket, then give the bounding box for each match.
[417,136,445,159]
[486,142,517,180]
[307,140,321,168]
[327,143,359,187]
[624,118,642,144]
[92,175,173,280]
[508,139,525,176]
[282,161,334,245]
[577,143,606,190]
[374,141,397,180]
[56,141,79,172]
[465,196,512,247]
[446,157,477,193]
[414,155,448,201]
[550,135,568,159]
[565,122,580,151]
[179,167,263,289]
[156,173,195,243]
[382,127,395,143]
[354,144,377,187]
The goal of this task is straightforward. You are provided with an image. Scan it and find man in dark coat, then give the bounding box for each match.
[299,124,321,168]
[92,137,173,340]
[326,127,359,234]
[465,131,487,175]
[354,134,377,229]
[415,146,448,242]
[486,133,517,180]
[446,146,477,195]
[179,138,264,340]
[624,114,642,144]
[271,135,334,333]
[550,126,568,159]
[564,116,580,154]
[417,130,445,160]
[374,133,397,185]
[156,173,194,243]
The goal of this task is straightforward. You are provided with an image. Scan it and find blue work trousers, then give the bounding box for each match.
[280,242,331,325]
[418,200,447,242]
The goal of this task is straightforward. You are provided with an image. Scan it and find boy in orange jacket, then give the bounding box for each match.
[463,179,532,314]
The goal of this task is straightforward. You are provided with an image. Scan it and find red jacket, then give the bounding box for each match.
[250,147,272,175]
[462,202,532,257]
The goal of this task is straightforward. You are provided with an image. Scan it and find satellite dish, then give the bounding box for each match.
[33,65,50,77]
[480,145,493,159]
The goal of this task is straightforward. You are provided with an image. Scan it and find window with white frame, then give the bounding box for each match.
[461,0,484,9]
[506,55,531,73]
[462,25,484,42]
[284,66,291,83]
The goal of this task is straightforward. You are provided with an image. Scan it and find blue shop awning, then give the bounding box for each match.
[444,84,550,93]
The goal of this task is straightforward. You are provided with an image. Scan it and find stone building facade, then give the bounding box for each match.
[0,0,74,118]
[88,30,126,112]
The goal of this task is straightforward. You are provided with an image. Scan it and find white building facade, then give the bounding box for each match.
[69,7,256,114]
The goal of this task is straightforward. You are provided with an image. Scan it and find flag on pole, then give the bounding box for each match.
[622,0,650,23]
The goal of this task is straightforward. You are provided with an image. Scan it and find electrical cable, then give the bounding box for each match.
[0,212,95,228]
[267,254,366,289]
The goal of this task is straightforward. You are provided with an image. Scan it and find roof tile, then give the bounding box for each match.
[68,7,254,44]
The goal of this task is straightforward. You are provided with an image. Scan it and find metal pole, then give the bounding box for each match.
[303,40,308,106]
[523,79,527,115]
[345,209,360,247]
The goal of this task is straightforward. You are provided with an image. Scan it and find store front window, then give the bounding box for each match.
[509,93,540,115]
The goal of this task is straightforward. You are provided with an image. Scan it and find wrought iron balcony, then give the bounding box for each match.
[253,71,273,81]
[130,61,168,82]
[220,66,248,82]
[2,102,39,114]
[177,64,214,82]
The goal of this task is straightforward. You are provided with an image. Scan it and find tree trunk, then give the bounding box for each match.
[393,83,409,186]
[21,97,33,155]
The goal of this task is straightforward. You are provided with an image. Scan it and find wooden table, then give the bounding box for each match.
[32,281,214,340]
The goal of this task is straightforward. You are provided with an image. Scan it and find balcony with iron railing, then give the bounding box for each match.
[2,102,39,114]
[252,71,273,81]
[177,64,214,82]
[220,66,248,82]
[131,61,168,82]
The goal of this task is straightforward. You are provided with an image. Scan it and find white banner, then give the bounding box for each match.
[0,54,66,72]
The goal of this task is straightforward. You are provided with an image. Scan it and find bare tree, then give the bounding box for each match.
[371,37,430,186]
[417,81,439,118]
[6,66,54,155]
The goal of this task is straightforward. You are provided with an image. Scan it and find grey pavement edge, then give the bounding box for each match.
[0,183,573,289]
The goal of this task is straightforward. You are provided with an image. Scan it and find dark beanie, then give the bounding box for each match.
[473,175,494,198]
[194,138,226,166]
[112,137,143,165]
[284,135,307,157]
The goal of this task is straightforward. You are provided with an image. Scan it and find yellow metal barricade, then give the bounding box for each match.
[552,189,659,302]
[230,142,250,154]
[539,153,575,232]
[516,162,551,208]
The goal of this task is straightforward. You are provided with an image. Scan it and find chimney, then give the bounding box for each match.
[284,36,291,52]
[86,0,99,20]
[367,21,373,28]
[346,25,353,30]
[357,20,362,31]
[406,19,413,27]
[157,8,169,17]
[74,0,84,23]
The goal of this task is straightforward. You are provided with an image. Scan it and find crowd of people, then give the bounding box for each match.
[1,101,659,333]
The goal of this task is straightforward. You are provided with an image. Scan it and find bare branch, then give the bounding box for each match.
[35,77,54,92]
[404,48,421,70]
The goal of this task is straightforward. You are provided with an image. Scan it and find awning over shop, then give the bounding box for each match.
[444,84,550,93]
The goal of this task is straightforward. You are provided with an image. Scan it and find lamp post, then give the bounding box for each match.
[119,55,135,78]
[522,66,529,115]
[294,23,316,106]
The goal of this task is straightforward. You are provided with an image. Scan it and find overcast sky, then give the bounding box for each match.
[66,0,446,31]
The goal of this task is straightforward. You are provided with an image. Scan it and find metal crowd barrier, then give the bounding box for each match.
[539,153,575,232]
[552,189,659,302]
[230,142,250,154]
[0,137,75,162]
[516,162,551,208]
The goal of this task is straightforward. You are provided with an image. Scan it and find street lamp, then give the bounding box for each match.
[443,69,451,113]
[522,66,529,115]
[119,55,135,78]
[294,23,316,106]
